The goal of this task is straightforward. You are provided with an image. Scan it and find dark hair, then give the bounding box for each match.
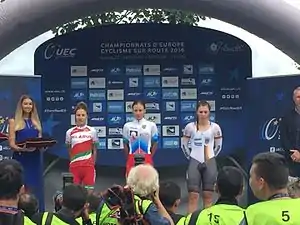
[62,184,88,212]
[197,100,211,111]
[159,181,181,208]
[87,192,101,213]
[131,100,145,109]
[18,193,39,218]
[0,159,23,200]
[252,152,289,190]
[74,101,88,114]
[217,166,243,198]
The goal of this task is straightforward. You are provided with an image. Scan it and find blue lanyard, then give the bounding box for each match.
[0,205,19,214]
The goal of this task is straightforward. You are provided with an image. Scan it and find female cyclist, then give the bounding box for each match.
[181,100,223,213]
[122,100,159,177]
[65,102,99,192]
[8,95,44,210]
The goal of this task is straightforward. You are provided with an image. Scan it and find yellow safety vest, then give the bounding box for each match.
[41,212,69,225]
[176,204,244,225]
[24,216,36,225]
[98,195,152,225]
[76,212,96,224]
[244,198,300,225]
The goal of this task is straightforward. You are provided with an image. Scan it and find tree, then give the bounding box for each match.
[53,9,206,36]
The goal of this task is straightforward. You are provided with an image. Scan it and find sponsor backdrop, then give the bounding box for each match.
[247,75,300,203]
[34,24,252,167]
[0,75,41,159]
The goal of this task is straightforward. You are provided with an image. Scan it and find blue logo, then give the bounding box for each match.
[107,78,124,88]
[126,65,142,75]
[98,138,106,150]
[199,76,215,87]
[162,138,180,149]
[163,114,178,124]
[181,113,195,124]
[261,118,280,141]
[198,90,214,99]
[276,92,284,101]
[108,114,124,125]
[71,78,87,89]
[89,102,105,113]
[71,90,87,101]
[109,67,123,75]
[89,90,106,101]
[145,102,160,111]
[89,114,105,125]
[107,102,124,113]
[163,101,178,112]
[144,89,161,100]
[144,77,160,87]
[180,101,197,112]
[126,92,142,100]
[161,67,179,75]
[198,64,215,75]
[126,114,134,122]
[162,89,179,100]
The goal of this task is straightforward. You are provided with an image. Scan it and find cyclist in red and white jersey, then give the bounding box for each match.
[123,100,159,177]
[65,102,99,192]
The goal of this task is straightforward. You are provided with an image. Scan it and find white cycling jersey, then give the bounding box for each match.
[123,118,159,154]
[183,122,222,163]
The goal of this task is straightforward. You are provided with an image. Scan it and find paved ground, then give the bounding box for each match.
[43,157,248,214]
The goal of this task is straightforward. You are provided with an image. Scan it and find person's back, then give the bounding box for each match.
[0,159,35,225]
[241,152,297,225]
[244,198,300,224]
[18,193,39,219]
[182,166,245,225]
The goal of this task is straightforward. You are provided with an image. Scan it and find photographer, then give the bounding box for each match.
[126,164,174,225]
[32,184,93,225]
[18,193,39,220]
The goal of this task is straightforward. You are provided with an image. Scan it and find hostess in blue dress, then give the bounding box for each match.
[12,118,45,211]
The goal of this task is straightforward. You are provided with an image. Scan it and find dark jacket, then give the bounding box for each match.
[280,109,300,156]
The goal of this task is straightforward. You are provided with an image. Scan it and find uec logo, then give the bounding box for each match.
[261,118,281,141]
[44,43,77,60]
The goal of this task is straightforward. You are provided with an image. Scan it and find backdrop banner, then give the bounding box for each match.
[0,75,41,159]
[246,75,300,203]
[35,23,252,167]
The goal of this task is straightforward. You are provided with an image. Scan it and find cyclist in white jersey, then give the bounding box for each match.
[123,100,159,177]
[181,100,223,213]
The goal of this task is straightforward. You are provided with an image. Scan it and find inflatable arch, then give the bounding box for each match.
[0,0,300,62]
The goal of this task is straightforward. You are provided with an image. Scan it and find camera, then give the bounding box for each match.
[133,153,145,166]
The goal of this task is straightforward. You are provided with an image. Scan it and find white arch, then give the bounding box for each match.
[0,0,300,62]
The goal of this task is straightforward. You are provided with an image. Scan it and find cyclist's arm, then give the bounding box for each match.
[91,127,99,163]
[122,124,129,156]
[65,129,72,158]
[213,124,223,156]
[150,123,159,155]
[181,123,193,159]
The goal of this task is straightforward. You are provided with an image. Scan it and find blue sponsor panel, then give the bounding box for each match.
[162,138,180,149]
[126,91,143,100]
[144,89,161,100]
[144,77,161,88]
[98,138,107,150]
[162,89,179,100]
[70,90,87,101]
[107,114,125,125]
[89,89,106,101]
[180,101,197,112]
[37,23,251,167]
[125,65,143,76]
[162,113,179,125]
[71,78,88,89]
[89,102,106,113]
[107,101,125,113]
[88,114,106,126]
[107,66,123,75]
[180,113,195,125]
[210,112,216,122]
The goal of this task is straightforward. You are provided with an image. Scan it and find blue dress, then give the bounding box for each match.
[12,119,45,211]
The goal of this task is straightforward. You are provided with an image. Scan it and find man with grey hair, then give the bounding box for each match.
[280,86,300,177]
[127,164,174,225]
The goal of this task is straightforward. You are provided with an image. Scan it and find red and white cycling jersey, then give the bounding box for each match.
[65,125,98,167]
